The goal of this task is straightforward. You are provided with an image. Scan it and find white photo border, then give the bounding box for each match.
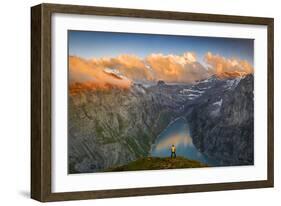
[51,13,268,193]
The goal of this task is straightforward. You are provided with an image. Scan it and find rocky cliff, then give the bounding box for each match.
[68,75,254,173]
[68,82,192,173]
[187,75,254,166]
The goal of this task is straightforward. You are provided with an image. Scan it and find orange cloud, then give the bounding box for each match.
[204,52,253,78]
[70,52,210,85]
[69,52,254,92]
[69,56,132,93]
[91,54,154,81]
[146,52,209,83]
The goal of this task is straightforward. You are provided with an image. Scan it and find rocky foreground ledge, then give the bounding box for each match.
[105,157,208,172]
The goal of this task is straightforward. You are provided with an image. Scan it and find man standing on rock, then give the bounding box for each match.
[171,145,176,158]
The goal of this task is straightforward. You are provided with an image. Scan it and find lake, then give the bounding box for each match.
[150,117,211,165]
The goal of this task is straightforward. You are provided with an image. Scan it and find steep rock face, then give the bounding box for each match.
[69,74,254,173]
[68,83,191,173]
[187,75,254,166]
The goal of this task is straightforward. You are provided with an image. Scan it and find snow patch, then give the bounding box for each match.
[213,99,223,107]
[104,67,130,80]
[210,99,223,117]
[225,78,241,90]
[198,86,212,90]
[180,88,205,94]
[187,93,200,97]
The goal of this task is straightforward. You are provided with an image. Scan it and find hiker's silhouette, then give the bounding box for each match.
[171,145,176,158]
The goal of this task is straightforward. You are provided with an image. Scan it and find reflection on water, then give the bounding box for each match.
[150,117,210,164]
[154,133,193,151]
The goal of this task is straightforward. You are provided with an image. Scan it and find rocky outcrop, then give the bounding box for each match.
[106,157,208,172]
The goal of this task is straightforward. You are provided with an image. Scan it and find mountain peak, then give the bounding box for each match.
[157,80,166,86]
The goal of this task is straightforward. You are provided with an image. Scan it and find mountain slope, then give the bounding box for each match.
[68,74,254,173]
[68,83,190,173]
[187,74,254,166]
[106,157,208,172]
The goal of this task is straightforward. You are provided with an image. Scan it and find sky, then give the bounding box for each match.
[68,30,254,89]
[68,30,254,65]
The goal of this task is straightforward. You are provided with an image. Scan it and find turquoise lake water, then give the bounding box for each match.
[150,117,211,165]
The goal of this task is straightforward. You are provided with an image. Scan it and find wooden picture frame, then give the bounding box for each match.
[31,3,274,202]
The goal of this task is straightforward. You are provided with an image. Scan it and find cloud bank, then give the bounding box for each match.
[204,52,254,78]
[69,56,132,92]
[69,51,253,90]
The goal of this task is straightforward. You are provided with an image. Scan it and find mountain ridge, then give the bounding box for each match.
[68,74,254,173]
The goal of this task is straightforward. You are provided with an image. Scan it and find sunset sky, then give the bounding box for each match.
[68,30,254,89]
[68,30,254,65]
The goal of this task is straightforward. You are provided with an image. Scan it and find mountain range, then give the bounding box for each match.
[68,73,254,173]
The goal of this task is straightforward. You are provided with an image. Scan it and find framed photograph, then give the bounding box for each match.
[31,3,274,202]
